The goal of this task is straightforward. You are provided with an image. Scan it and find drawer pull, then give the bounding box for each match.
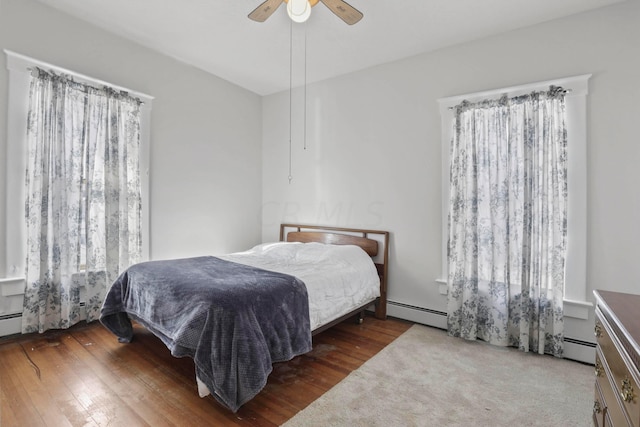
[594,324,603,338]
[593,400,602,414]
[621,377,636,403]
[594,359,604,377]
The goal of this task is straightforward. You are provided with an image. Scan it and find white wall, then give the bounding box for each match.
[1,0,638,353]
[0,0,263,330]
[263,1,640,347]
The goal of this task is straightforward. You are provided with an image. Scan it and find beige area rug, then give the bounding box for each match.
[283,324,593,427]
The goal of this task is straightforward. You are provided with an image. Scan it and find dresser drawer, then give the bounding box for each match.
[594,377,604,426]
[595,374,616,427]
[597,348,632,426]
[597,310,639,426]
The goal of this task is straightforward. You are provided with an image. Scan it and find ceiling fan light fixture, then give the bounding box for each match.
[287,0,311,23]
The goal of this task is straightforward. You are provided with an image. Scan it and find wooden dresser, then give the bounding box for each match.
[594,290,640,426]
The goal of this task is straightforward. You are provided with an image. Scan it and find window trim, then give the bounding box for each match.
[437,74,592,319]
[2,49,153,282]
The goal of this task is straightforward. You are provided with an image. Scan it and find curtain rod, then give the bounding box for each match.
[5,49,153,104]
[447,86,572,110]
[28,66,145,105]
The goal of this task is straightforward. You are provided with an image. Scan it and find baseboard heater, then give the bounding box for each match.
[387,300,448,330]
[2,300,597,364]
[0,302,87,338]
[386,300,595,364]
[564,337,597,349]
[0,312,22,321]
[0,312,23,338]
[388,300,447,322]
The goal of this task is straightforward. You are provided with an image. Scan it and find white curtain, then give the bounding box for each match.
[447,88,567,356]
[22,68,142,334]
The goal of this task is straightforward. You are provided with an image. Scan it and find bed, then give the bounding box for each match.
[99,224,389,412]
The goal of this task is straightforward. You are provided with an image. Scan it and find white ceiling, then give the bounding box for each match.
[36,0,627,96]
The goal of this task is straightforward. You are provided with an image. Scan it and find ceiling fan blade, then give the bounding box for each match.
[320,0,363,25]
[248,0,285,22]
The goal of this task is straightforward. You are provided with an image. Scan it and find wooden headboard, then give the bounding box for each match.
[279,223,389,320]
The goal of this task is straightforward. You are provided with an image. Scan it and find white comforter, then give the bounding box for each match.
[219,241,381,331]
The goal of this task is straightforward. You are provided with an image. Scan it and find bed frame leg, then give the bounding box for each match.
[356,310,364,324]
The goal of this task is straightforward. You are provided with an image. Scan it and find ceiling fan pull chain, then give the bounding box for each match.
[288,18,293,184]
[304,25,307,151]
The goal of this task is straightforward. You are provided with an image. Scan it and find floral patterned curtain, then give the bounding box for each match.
[447,87,568,357]
[22,68,142,334]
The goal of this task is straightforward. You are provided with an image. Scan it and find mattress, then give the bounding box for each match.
[219,241,381,331]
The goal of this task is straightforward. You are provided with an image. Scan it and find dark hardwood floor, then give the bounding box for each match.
[0,315,412,426]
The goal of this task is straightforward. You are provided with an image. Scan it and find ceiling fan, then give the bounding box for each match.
[249,0,363,25]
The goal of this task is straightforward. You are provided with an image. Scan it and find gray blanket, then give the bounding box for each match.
[99,256,312,412]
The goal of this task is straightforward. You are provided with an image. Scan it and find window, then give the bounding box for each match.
[438,75,591,319]
[2,50,153,333]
